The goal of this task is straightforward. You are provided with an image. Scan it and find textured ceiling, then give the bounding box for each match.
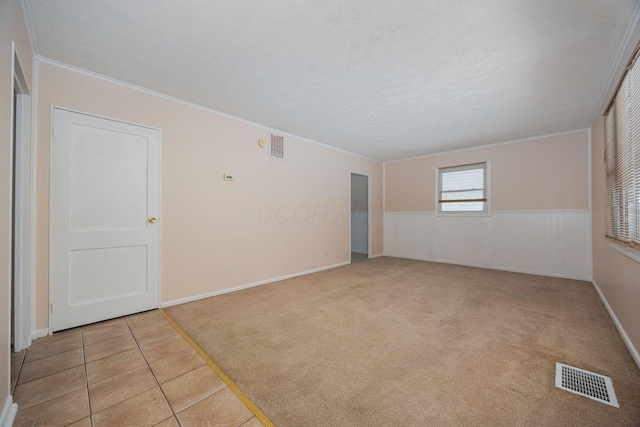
[24,0,639,161]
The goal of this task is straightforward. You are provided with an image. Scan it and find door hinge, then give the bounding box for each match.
[50,303,55,314]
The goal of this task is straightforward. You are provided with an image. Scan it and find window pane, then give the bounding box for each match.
[441,189,484,200]
[604,50,640,246]
[442,201,485,212]
[604,106,616,238]
[438,163,487,213]
[441,168,484,192]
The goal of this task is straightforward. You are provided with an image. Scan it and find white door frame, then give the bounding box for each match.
[349,171,372,259]
[10,43,32,351]
[48,106,163,332]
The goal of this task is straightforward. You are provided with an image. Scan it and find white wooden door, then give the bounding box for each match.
[50,108,160,332]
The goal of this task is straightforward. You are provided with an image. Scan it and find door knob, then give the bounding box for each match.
[148,217,157,223]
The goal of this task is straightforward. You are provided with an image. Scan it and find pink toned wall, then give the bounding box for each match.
[385,130,589,212]
[34,60,383,330]
[1,0,33,407]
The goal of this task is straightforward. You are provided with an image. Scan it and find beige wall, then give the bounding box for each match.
[34,60,383,329]
[592,115,640,361]
[1,0,33,406]
[385,130,589,212]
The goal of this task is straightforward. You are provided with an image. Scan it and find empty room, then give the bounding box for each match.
[2,0,640,426]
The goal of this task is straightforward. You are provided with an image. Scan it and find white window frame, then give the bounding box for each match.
[435,161,491,217]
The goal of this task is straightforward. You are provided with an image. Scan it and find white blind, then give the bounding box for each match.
[604,109,617,237]
[438,163,487,212]
[604,54,640,247]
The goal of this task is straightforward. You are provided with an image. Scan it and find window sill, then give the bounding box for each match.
[610,242,640,264]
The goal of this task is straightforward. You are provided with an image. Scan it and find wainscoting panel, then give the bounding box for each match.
[384,210,591,280]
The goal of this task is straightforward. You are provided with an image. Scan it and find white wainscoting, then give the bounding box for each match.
[351,212,369,254]
[384,210,591,280]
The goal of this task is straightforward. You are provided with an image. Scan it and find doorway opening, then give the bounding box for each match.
[10,45,32,353]
[11,85,17,351]
[350,173,370,263]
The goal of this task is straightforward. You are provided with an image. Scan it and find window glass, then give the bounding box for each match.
[437,162,489,214]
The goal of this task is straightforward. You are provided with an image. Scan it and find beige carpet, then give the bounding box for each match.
[165,257,640,426]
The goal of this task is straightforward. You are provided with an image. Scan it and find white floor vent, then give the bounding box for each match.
[555,362,619,408]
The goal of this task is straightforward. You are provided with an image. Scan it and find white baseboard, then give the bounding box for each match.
[383,254,591,282]
[161,261,351,308]
[592,280,640,370]
[369,254,384,259]
[31,328,49,340]
[0,395,18,427]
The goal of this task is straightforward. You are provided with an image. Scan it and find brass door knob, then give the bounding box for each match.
[148,217,157,223]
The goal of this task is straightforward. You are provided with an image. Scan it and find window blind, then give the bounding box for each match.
[438,162,487,213]
[604,54,640,248]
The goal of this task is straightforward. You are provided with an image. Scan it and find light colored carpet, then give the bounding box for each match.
[165,257,640,426]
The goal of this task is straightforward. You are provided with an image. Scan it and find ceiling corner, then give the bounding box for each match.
[20,0,39,57]
[590,0,640,125]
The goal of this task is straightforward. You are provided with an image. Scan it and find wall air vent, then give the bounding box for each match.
[270,134,284,159]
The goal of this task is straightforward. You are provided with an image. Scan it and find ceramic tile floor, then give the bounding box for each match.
[10,310,265,427]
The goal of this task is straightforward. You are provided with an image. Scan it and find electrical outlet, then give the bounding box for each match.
[223,265,230,276]
[312,252,316,259]
[325,251,328,257]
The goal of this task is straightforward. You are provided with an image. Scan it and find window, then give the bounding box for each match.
[604,52,640,249]
[437,162,490,215]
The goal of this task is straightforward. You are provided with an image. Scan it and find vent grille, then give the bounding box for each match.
[270,134,284,159]
[555,363,619,408]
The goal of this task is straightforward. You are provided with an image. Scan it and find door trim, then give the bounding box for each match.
[11,43,32,351]
[48,106,163,332]
[349,171,372,259]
